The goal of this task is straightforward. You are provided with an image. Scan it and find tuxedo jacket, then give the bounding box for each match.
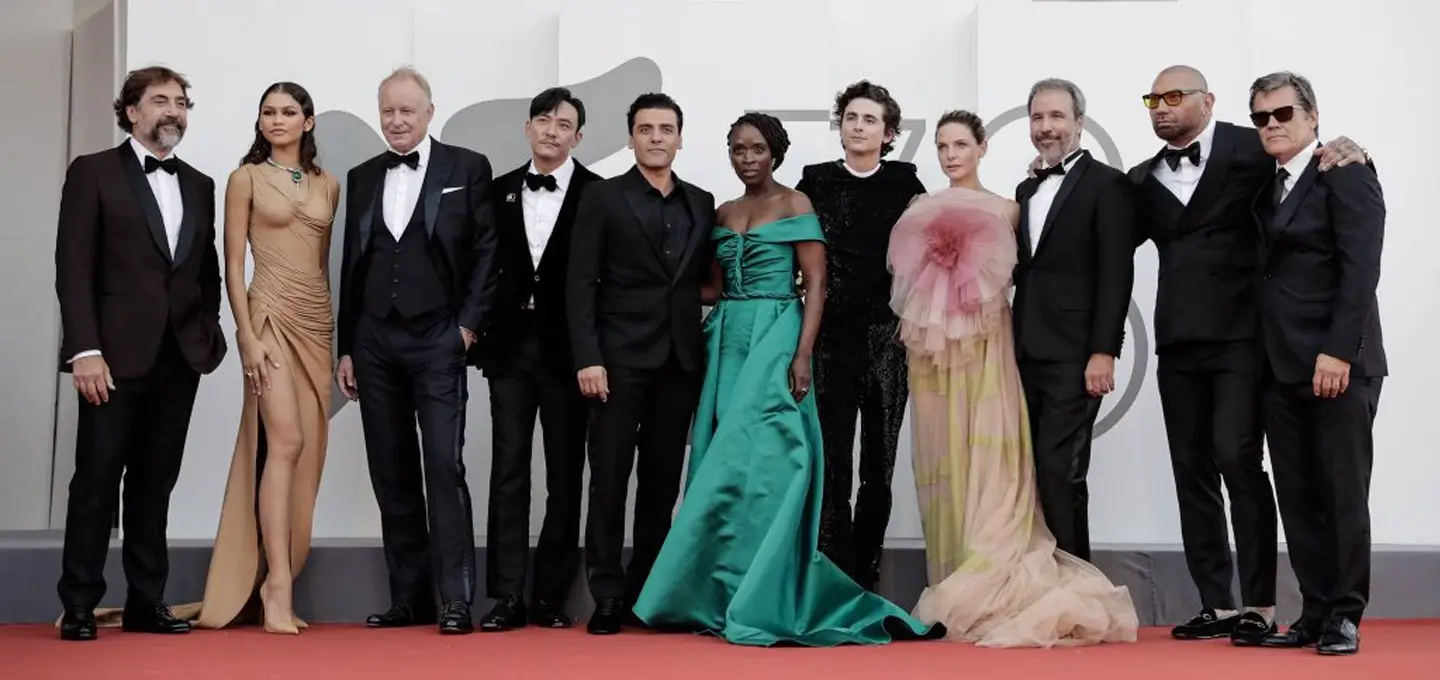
[54,140,226,379]
[336,138,499,365]
[1013,150,1136,363]
[1128,121,1274,350]
[480,159,602,377]
[1252,158,1387,385]
[566,166,716,373]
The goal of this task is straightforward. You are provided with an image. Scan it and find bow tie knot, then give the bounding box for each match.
[525,172,558,192]
[1161,141,1202,171]
[1035,163,1066,180]
[385,151,420,171]
[144,156,179,175]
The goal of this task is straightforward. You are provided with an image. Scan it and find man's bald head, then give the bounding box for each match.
[1146,65,1215,145]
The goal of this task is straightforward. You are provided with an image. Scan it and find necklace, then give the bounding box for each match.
[266,158,303,184]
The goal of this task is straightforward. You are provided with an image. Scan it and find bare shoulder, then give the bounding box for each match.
[785,188,815,215]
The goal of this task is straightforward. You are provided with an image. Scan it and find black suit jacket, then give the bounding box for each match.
[1252,158,1387,385]
[54,140,226,379]
[1013,150,1136,363]
[1128,121,1273,350]
[336,138,499,366]
[567,165,715,373]
[480,159,601,376]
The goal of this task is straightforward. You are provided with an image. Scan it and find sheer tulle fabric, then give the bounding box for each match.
[889,188,1138,647]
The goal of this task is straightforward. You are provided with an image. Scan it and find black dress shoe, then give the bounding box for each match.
[121,602,191,634]
[366,604,431,628]
[530,599,572,629]
[587,598,623,635]
[60,610,97,641]
[1259,617,1323,648]
[479,596,527,632]
[1317,617,1359,655]
[438,601,473,635]
[1229,611,1277,646]
[1171,609,1237,640]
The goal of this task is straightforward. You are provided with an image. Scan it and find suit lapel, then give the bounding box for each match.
[497,168,534,276]
[355,161,383,256]
[1034,152,1090,257]
[421,139,452,239]
[537,164,587,273]
[1178,122,1235,229]
[170,164,200,269]
[118,143,173,264]
[1015,179,1038,260]
[620,169,668,266]
[672,177,709,280]
[1271,157,1319,235]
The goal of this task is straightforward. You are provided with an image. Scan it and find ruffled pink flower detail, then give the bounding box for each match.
[888,189,1018,365]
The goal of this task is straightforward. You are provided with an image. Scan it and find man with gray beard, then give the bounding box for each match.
[1128,65,1370,646]
[54,66,226,641]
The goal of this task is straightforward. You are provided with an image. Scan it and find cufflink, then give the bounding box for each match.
[506,192,517,203]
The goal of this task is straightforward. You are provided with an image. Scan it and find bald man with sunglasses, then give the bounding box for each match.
[1125,65,1372,646]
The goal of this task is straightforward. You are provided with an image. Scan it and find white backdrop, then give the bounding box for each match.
[107,0,1438,545]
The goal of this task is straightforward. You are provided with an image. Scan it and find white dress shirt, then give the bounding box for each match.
[1026,149,1084,254]
[71,138,184,363]
[1152,117,1217,206]
[383,135,432,239]
[1277,140,1321,203]
[521,156,574,269]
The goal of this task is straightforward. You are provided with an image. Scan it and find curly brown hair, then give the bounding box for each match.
[831,80,903,157]
[113,66,192,134]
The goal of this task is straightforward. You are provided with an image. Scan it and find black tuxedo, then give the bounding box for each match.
[566,165,714,603]
[1127,121,1278,611]
[336,137,499,611]
[1253,157,1386,626]
[1013,149,1135,561]
[480,159,600,608]
[54,139,225,612]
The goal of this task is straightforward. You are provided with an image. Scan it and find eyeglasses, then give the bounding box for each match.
[1141,89,1204,109]
[1249,105,1297,127]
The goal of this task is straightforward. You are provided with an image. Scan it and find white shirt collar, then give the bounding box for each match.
[1041,148,1085,172]
[1278,139,1320,177]
[387,135,432,169]
[526,155,575,190]
[129,136,176,163]
[1169,116,1217,160]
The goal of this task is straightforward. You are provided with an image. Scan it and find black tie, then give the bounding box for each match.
[144,156,178,175]
[1035,163,1066,180]
[1161,142,1202,171]
[384,151,420,170]
[525,172,558,192]
[1272,168,1290,208]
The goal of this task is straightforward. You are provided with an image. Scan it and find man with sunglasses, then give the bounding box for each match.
[1127,65,1371,647]
[1248,71,1384,656]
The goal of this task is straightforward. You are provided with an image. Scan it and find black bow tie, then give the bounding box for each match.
[525,172,558,192]
[1035,163,1066,180]
[385,151,420,171]
[144,156,178,175]
[1161,142,1202,171]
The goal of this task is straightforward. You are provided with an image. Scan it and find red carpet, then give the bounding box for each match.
[3,622,1434,678]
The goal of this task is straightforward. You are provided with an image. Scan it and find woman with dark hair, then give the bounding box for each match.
[632,113,940,647]
[181,82,339,634]
[888,111,1137,647]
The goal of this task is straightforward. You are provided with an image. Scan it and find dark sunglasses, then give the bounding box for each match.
[1249,105,1297,127]
[1141,89,1204,109]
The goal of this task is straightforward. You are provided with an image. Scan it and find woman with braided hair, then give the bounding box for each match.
[632,113,941,647]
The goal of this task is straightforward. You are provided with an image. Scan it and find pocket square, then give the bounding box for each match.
[441,186,464,195]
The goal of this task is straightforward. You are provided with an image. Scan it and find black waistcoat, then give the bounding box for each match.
[363,200,446,320]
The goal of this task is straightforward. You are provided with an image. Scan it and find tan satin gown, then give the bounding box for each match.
[177,163,339,628]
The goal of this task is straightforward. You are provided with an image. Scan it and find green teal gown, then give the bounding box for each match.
[631,213,942,646]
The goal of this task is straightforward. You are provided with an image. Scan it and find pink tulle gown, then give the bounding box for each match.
[887,187,1138,647]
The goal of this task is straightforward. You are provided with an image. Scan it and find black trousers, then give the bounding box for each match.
[485,314,589,605]
[814,320,908,591]
[583,356,702,603]
[58,329,201,612]
[1157,341,1277,610]
[1018,357,1102,562]
[1263,371,1381,625]
[353,309,477,609]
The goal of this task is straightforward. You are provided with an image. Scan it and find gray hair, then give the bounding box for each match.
[1249,71,1317,114]
[379,65,433,104]
[1027,78,1086,119]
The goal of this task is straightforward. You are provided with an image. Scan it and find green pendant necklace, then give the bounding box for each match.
[266,158,303,184]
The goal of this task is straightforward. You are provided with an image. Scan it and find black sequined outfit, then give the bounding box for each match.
[796,160,927,590]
